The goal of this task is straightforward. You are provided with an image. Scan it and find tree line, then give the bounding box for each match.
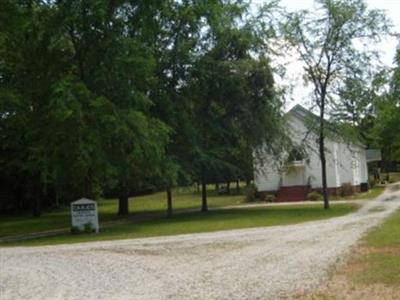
[0,0,285,215]
[1,0,398,216]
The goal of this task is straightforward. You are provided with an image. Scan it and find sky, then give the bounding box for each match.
[251,0,400,110]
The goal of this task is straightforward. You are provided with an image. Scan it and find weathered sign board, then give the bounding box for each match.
[70,198,99,233]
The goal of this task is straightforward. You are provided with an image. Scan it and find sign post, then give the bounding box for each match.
[70,198,99,233]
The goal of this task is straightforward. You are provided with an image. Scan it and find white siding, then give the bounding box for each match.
[254,159,280,191]
[254,107,369,192]
[336,143,354,185]
[360,149,368,182]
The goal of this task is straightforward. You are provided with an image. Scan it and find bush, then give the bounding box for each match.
[368,178,376,189]
[340,182,354,197]
[71,226,81,234]
[306,191,322,201]
[71,223,95,234]
[258,192,266,201]
[265,194,276,202]
[245,184,257,202]
[84,222,95,233]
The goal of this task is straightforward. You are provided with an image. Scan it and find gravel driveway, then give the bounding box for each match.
[1,187,400,300]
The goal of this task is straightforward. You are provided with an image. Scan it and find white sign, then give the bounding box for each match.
[71,198,99,233]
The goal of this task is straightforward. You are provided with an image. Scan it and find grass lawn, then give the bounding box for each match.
[352,208,400,285]
[331,185,385,201]
[0,188,245,238]
[0,203,358,247]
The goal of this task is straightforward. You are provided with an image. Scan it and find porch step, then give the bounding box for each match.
[276,185,310,202]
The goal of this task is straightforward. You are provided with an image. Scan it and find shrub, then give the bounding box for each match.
[71,226,81,234]
[265,194,276,202]
[368,178,376,189]
[258,192,266,202]
[340,182,354,197]
[306,191,322,201]
[84,222,95,233]
[245,184,257,202]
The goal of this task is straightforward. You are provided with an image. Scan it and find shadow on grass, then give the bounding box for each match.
[1,204,358,247]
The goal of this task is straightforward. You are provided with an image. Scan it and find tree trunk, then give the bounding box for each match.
[167,186,173,218]
[55,193,60,208]
[236,179,240,194]
[319,137,329,209]
[84,170,95,199]
[201,180,208,212]
[118,185,129,216]
[246,177,251,187]
[319,102,330,209]
[215,183,219,193]
[32,177,41,217]
[32,196,41,217]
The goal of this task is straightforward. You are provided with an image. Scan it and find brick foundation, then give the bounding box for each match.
[259,183,365,201]
[312,185,361,197]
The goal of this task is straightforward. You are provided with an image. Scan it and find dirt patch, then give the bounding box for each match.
[358,246,400,255]
[296,274,400,300]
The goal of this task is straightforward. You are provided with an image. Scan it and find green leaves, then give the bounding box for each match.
[371,48,400,161]
[281,0,391,208]
[0,0,286,214]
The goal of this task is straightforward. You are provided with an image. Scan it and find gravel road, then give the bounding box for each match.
[1,187,399,300]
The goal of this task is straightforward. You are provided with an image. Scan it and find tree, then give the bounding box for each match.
[283,0,390,209]
[0,0,84,215]
[148,1,207,217]
[0,0,285,216]
[372,46,400,163]
[58,1,171,216]
[187,2,284,211]
[0,1,171,215]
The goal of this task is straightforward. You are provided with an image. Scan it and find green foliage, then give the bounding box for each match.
[307,191,322,201]
[282,0,390,208]
[0,0,285,215]
[371,49,400,161]
[84,222,94,234]
[368,178,376,189]
[70,223,95,234]
[186,8,284,198]
[245,184,258,202]
[264,194,276,203]
[70,226,81,234]
[0,0,172,213]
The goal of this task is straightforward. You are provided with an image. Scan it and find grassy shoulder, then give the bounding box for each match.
[353,208,400,285]
[0,203,358,247]
[0,188,245,237]
[298,207,400,300]
[331,186,385,201]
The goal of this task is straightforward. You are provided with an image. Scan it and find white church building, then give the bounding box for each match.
[254,105,369,201]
